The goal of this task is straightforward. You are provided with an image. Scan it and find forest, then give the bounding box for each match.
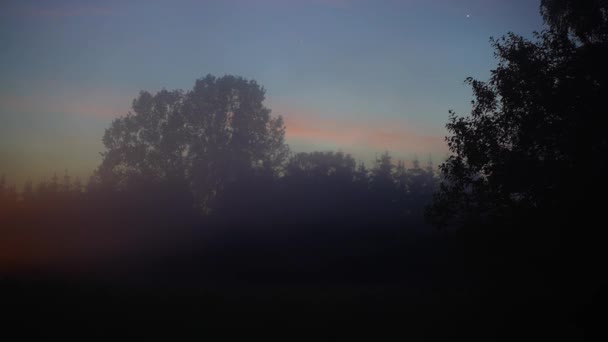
[1,0,607,339]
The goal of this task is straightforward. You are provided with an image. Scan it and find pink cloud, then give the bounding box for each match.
[1,85,447,155]
[61,100,127,119]
[274,104,448,156]
[0,89,131,119]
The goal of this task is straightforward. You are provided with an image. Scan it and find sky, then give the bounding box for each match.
[0,0,543,186]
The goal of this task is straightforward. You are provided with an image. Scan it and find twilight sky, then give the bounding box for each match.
[0,0,543,185]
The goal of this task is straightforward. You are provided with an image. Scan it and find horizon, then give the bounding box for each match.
[1,0,542,185]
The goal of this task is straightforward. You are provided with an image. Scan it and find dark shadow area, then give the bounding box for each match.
[0,154,466,337]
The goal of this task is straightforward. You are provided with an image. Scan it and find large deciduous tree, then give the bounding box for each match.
[428,2,608,229]
[96,75,289,210]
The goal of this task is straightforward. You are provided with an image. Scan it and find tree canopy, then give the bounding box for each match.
[96,74,289,210]
[541,0,608,43]
[429,3,608,229]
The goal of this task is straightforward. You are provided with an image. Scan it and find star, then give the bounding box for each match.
[466,14,471,18]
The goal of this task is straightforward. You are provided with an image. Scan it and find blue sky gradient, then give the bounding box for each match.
[0,0,543,184]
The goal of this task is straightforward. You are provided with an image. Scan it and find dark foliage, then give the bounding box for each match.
[541,0,608,43]
[1,151,451,337]
[96,74,289,212]
[426,2,608,339]
[430,4,608,230]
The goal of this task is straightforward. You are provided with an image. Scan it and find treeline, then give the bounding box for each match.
[0,150,441,273]
[0,152,437,228]
[1,72,441,267]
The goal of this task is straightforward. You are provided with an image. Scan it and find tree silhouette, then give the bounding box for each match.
[96,74,289,210]
[429,19,608,228]
[285,151,357,181]
[425,8,608,334]
[370,152,394,189]
[541,0,608,43]
[281,151,363,223]
[0,175,17,215]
